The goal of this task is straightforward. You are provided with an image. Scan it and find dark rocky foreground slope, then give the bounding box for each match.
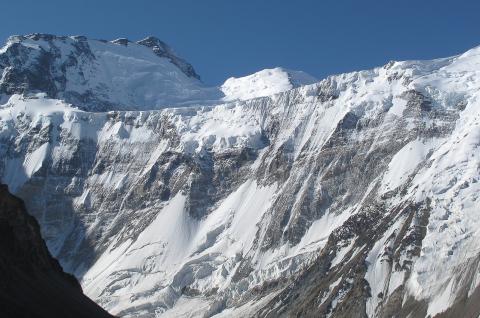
[0,184,114,318]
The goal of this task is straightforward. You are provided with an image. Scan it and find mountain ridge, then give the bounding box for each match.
[0,35,480,317]
[0,33,318,111]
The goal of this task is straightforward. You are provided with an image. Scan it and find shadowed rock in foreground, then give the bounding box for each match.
[0,184,113,318]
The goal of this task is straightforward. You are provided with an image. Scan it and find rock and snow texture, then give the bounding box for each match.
[0,184,113,318]
[0,34,313,111]
[0,34,222,111]
[221,67,317,101]
[1,34,480,317]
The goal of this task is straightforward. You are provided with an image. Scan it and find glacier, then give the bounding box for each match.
[1,34,480,317]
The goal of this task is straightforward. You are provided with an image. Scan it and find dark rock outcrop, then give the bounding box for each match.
[136,36,200,80]
[0,184,113,318]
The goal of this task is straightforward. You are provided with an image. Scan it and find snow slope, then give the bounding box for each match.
[221,67,317,101]
[1,34,480,318]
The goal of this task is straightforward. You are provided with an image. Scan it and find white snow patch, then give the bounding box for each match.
[381,139,433,192]
[221,67,317,101]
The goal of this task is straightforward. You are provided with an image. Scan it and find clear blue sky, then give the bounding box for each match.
[1,0,479,85]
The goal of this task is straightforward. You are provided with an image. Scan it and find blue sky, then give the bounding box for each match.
[1,0,479,85]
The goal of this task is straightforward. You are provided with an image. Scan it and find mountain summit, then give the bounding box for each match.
[0,34,221,111]
[221,67,317,101]
[0,34,316,111]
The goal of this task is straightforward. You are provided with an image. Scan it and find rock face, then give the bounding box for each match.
[136,36,201,80]
[1,34,480,317]
[0,184,114,318]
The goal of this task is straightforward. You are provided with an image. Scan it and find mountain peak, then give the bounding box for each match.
[136,36,200,80]
[0,34,217,111]
[136,35,167,47]
[221,67,317,101]
[110,38,130,46]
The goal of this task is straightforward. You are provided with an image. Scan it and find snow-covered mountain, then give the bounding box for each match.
[0,34,222,111]
[221,67,317,101]
[1,34,480,318]
[0,34,312,110]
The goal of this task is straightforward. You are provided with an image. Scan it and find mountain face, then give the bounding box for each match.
[0,184,113,318]
[0,34,222,111]
[1,34,480,318]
